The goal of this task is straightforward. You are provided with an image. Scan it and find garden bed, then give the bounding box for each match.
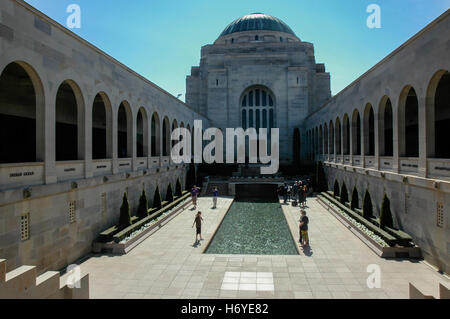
[317,193,421,259]
[93,192,192,254]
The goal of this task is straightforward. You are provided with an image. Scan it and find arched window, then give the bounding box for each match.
[329,121,334,154]
[427,70,450,158]
[162,117,170,156]
[324,123,328,155]
[378,97,393,156]
[151,113,160,156]
[137,107,148,158]
[335,118,341,155]
[399,87,419,157]
[92,93,112,159]
[0,62,44,163]
[352,110,361,156]
[241,86,275,132]
[364,104,375,156]
[118,102,132,159]
[342,114,350,155]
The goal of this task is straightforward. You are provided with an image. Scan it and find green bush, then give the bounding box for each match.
[166,184,174,202]
[363,189,373,220]
[175,178,182,197]
[316,161,328,192]
[119,192,132,228]
[380,193,394,229]
[340,182,349,204]
[333,180,340,198]
[153,186,162,209]
[137,189,148,219]
[351,187,359,211]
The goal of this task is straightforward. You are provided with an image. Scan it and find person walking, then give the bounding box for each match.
[298,184,305,208]
[212,186,219,209]
[191,185,200,209]
[282,183,288,204]
[299,210,309,248]
[302,185,308,207]
[192,211,204,242]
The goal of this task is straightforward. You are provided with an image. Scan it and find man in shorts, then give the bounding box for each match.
[192,211,203,242]
[299,210,309,248]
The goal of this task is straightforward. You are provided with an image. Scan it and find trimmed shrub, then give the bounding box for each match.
[153,186,162,209]
[166,184,174,202]
[175,178,182,197]
[363,189,373,220]
[333,180,340,198]
[118,192,132,228]
[351,187,359,211]
[137,189,149,219]
[340,182,349,204]
[380,193,394,229]
[316,161,328,192]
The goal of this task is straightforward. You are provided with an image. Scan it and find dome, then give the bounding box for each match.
[219,13,296,37]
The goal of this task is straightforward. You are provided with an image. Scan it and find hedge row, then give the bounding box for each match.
[113,191,191,243]
[322,191,414,247]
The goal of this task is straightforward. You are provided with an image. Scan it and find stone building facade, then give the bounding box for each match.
[0,0,209,274]
[186,13,331,162]
[304,10,450,273]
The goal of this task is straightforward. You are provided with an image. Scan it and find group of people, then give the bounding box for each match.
[277,179,312,208]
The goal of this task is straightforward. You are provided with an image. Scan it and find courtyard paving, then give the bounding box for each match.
[68,195,449,299]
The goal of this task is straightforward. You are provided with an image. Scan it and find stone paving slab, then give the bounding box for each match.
[66,195,449,299]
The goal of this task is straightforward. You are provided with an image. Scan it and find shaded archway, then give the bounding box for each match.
[137,107,148,158]
[342,114,350,155]
[162,116,170,156]
[0,62,44,163]
[363,104,375,156]
[55,80,84,161]
[335,117,341,155]
[117,101,132,158]
[92,93,112,159]
[319,125,323,155]
[323,123,328,155]
[352,109,361,155]
[329,120,334,154]
[399,87,419,157]
[378,96,393,156]
[151,112,161,156]
[172,119,178,149]
[427,70,450,158]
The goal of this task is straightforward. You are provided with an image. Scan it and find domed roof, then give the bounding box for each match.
[220,13,296,37]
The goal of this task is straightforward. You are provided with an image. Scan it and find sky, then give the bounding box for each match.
[25,0,450,101]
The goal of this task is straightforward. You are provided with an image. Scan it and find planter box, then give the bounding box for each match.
[93,195,192,255]
[317,195,422,259]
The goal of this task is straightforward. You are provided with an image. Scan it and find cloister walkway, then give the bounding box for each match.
[67,196,449,299]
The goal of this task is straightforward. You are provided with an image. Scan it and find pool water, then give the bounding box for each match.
[205,198,298,255]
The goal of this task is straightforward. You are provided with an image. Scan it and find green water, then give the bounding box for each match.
[205,199,298,255]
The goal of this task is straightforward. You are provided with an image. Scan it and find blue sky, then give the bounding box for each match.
[25,0,450,101]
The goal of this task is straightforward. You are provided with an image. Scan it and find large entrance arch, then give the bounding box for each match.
[0,62,44,163]
[240,86,276,131]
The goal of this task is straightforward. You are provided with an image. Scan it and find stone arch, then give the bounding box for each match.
[136,107,148,157]
[240,85,276,131]
[329,120,334,154]
[92,92,113,159]
[335,117,341,155]
[162,116,171,156]
[378,96,393,157]
[426,70,450,158]
[117,101,133,158]
[323,122,328,155]
[0,61,45,163]
[351,109,361,155]
[342,114,350,155]
[398,86,419,157]
[55,80,85,161]
[363,103,375,156]
[151,112,161,156]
